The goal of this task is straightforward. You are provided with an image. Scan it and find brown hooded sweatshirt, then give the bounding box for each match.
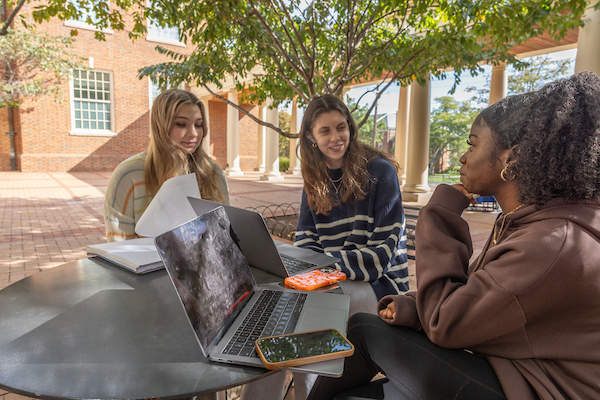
[378,184,600,399]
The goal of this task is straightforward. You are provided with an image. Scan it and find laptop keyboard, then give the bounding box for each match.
[222,290,307,358]
[281,255,318,276]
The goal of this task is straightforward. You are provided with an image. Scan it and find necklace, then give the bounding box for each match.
[329,177,343,194]
[492,204,524,245]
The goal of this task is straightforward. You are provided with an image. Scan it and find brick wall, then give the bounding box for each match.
[3,2,269,173]
[7,3,196,172]
[239,104,259,171]
[208,100,227,169]
[0,108,9,170]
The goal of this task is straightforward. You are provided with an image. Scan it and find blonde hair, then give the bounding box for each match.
[144,88,224,203]
[299,94,398,215]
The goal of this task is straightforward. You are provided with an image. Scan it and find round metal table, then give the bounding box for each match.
[0,257,277,399]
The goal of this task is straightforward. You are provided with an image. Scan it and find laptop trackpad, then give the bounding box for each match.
[296,308,347,333]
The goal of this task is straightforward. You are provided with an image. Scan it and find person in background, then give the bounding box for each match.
[104,89,229,242]
[241,94,410,400]
[308,71,600,399]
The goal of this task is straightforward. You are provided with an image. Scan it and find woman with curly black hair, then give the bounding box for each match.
[308,71,600,400]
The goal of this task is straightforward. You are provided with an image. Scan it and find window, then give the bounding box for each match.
[148,78,185,109]
[64,0,113,33]
[70,69,116,137]
[146,1,184,46]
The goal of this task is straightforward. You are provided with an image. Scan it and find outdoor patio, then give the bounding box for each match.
[0,170,499,400]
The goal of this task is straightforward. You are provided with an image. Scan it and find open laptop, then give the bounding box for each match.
[154,206,350,376]
[187,197,340,278]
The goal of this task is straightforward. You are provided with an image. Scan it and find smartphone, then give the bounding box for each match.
[255,328,354,370]
[284,267,346,291]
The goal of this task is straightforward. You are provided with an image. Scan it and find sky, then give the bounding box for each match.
[345,48,578,128]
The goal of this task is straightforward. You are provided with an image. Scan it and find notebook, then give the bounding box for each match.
[187,197,340,278]
[154,206,350,376]
[86,237,163,274]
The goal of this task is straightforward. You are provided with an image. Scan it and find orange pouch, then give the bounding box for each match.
[284,267,347,291]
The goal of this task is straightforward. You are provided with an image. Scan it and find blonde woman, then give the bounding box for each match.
[104,89,229,242]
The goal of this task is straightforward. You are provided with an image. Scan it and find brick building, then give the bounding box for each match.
[0,2,264,173]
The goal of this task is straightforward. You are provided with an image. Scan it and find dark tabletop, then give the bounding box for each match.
[0,257,279,399]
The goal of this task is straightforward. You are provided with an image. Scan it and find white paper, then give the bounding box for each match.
[135,173,201,238]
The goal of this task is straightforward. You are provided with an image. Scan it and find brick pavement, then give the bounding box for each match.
[0,171,497,400]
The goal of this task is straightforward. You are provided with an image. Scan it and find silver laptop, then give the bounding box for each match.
[154,206,350,376]
[187,197,340,278]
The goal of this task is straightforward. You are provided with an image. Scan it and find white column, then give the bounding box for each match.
[261,99,284,181]
[575,2,600,75]
[402,76,431,200]
[225,89,243,176]
[254,105,266,171]
[286,98,301,175]
[200,95,211,156]
[488,63,508,106]
[394,85,411,185]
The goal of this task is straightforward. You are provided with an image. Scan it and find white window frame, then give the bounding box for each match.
[148,78,185,109]
[69,68,117,137]
[64,0,114,34]
[145,0,185,47]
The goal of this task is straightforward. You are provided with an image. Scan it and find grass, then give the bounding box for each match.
[429,173,460,184]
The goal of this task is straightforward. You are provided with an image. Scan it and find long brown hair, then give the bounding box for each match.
[144,89,223,202]
[299,94,398,215]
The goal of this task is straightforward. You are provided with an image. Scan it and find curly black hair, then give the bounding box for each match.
[481,71,600,205]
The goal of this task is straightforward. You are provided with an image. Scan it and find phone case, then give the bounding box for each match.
[255,329,355,370]
[284,267,346,291]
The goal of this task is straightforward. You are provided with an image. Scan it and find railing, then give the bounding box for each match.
[467,196,500,212]
[245,202,301,242]
[247,202,420,259]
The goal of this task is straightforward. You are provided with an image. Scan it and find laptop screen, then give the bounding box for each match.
[155,206,255,355]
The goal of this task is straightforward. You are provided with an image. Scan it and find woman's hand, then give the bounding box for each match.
[379,301,396,320]
[450,184,479,205]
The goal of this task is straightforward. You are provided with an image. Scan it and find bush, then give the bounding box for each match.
[279,157,290,172]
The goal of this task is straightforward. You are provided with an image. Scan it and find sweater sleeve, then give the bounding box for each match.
[414,185,545,350]
[332,161,404,284]
[377,292,421,330]
[214,167,230,205]
[104,157,146,242]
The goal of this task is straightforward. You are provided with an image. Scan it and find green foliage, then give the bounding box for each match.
[429,96,481,173]
[466,54,575,104]
[279,157,289,172]
[347,95,387,146]
[133,0,587,136]
[278,109,291,157]
[14,0,588,136]
[0,27,86,108]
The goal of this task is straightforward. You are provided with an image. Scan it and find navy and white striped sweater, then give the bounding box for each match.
[294,157,410,299]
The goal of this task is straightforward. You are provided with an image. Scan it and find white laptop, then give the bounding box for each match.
[154,206,350,376]
[187,197,340,278]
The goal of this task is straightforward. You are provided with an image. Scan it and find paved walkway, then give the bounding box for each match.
[0,170,499,400]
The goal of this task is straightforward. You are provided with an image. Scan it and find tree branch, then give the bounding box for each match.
[201,84,299,139]
[256,57,310,103]
[247,0,310,84]
[0,0,26,35]
[272,0,312,70]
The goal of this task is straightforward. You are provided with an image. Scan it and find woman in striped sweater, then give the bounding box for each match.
[241,95,410,400]
[295,94,410,312]
[104,89,229,242]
